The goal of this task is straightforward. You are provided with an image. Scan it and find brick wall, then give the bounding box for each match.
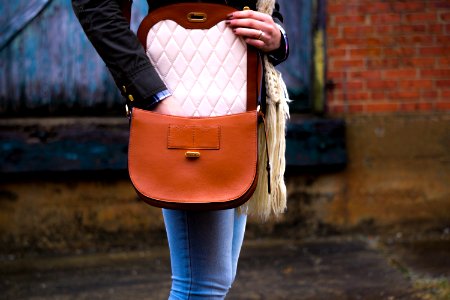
[326,0,450,114]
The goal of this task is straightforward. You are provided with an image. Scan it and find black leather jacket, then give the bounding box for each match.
[72,0,288,107]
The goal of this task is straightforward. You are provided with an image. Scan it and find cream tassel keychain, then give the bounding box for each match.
[242,0,291,220]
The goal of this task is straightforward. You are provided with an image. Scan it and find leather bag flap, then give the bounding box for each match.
[128,108,258,209]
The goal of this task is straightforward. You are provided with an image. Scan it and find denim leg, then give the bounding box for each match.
[162,208,247,300]
[231,211,247,282]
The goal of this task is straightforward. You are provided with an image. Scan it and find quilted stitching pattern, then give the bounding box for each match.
[146,20,247,117]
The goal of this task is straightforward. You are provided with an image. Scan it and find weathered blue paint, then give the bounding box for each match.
[0,0,52,50]
[0,0,122,116]
[278,0,313,112]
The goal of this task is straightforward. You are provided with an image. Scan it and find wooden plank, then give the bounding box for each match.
[0,118,129,172]
[286,117,347,168]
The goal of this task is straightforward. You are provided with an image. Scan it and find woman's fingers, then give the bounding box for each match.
[226,10,281,53]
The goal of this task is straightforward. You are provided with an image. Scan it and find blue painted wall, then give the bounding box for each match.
[0,0,121,116]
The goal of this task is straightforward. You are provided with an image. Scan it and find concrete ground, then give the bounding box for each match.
[1,235,449,300]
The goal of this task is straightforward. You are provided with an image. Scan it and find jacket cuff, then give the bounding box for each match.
[267,24,289,66]
[119,64,167,107]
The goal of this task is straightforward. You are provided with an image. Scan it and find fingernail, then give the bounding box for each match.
[225,20,231,25]
[226,13,233,19]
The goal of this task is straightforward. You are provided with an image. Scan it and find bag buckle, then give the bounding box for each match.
[187,12,207,23]
[185,151,201,159]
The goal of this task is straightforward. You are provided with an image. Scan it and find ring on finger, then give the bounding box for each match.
[257,30,264,40]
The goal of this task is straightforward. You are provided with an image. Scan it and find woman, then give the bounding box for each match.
[72,0,288,298]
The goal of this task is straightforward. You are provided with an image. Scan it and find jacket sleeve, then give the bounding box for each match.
[267,1,289,65]
[71,0,166,107]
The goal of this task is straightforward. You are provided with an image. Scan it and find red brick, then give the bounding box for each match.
[394,25,427,34]
[364,3,391,14]
[346,92,370,101]
[384,69,418,79]
[390,91,422,100]
[435,102,450,110]
[384,47,416,57]
[421,69,450,78]
[371,91,386,100]
[368,59,401,69]
[332,37,384,48]
[348,104,365,113]
[328,48,347,57]
[430,1,450,10]
[365,103,399,112]
[327,71,346,80]
[327,27,340,38]
[374,25,394,35]
[420,47,450,56]
[404,13,437,23]
[392,2,426,13]
[417,103,434,111]
[328,4,347,14]
[327,103,366,114]
[446,24,450,34]
[410,57,436,67]
[396,35,434,45]
[335,15,366,24]
[347,81,365,89]
[399,103,418,112]
[332,59,365,70]
[436,36,450,45]
[441,89,450,101]
[334,81,364,90]
[438,57,450,66]
[349,70,382,80]
[428,24,444,34]
[442,90,450,98]
[422,90,439,99]
[367,80,398,89]
[437,80,450,88]
[441,12,450,22]
[398,80,434,89]
[349,48,382,57]
[371,14,402,24]
[342,26,373,37]
[400,102,433,112]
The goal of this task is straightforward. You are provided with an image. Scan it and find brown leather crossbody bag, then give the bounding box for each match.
[125,2,269,210]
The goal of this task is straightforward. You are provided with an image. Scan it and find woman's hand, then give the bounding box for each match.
[226,9,281,53]
[152,96,184,116]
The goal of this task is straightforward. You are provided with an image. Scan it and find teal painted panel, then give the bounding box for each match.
[278,0,313,112]
[0,0,122,116]
[286,118,347,169]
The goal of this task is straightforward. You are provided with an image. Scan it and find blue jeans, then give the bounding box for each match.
[162,208,247,300]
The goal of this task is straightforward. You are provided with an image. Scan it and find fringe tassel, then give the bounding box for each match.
[241,0,290,220]
[242,54,290,218]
